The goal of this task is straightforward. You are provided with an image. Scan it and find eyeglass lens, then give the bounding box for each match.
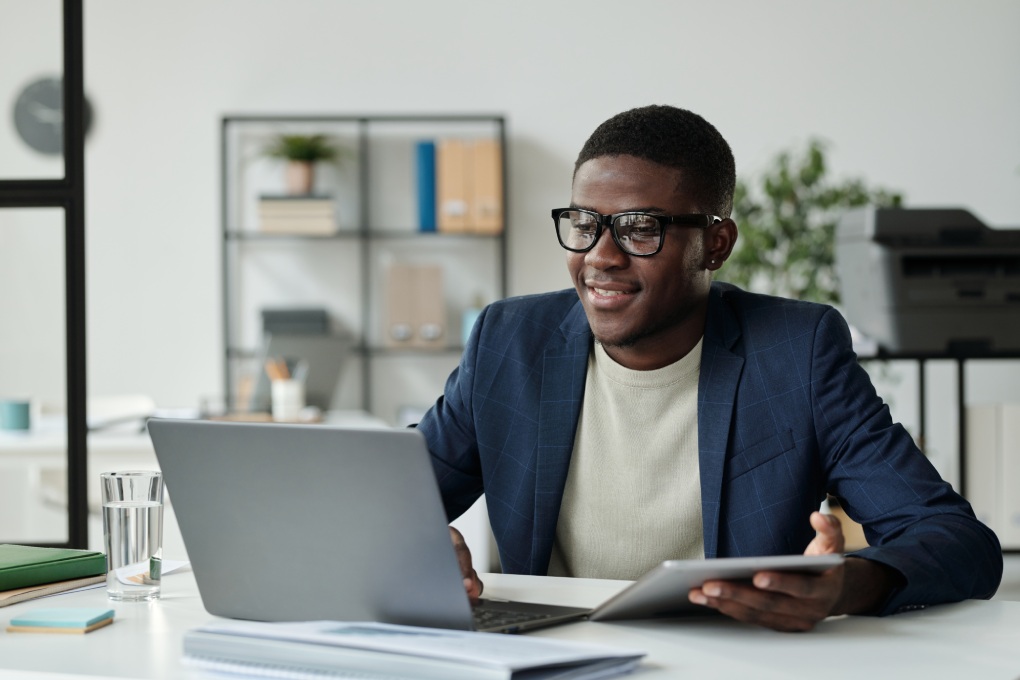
[556,210,662,256]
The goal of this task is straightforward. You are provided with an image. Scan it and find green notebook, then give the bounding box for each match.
[0,545,107,592]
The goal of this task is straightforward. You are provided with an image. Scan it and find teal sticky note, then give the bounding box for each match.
[10,608,114,628]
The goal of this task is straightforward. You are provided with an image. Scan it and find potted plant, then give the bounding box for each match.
[720,139,902,304]
[263,134,344,195]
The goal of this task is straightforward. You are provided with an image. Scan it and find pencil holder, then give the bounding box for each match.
[271,379,305,422]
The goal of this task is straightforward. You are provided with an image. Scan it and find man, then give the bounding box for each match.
[416,105,1002,632]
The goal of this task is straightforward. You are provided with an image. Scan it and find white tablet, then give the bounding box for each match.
[589,554,845,621]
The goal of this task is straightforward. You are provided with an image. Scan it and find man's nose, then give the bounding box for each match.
[584,227,629,268]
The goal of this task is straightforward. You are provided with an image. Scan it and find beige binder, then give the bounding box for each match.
[412,265,445,349]
[437,139,470,233]
[383,263,417,348]
[383,263,446,350]
[469,139,503,234]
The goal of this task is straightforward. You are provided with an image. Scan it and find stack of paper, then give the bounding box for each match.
[0,574,105,609]
[184,620,645,680]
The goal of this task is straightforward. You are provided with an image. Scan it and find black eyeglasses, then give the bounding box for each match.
[552,208,722,257]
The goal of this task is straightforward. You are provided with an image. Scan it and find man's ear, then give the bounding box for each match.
[705,218,738,271]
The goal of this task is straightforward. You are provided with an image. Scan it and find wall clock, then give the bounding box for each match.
[12,76,93,155]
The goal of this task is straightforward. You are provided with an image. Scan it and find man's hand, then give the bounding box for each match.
[803,510,845,556]
[449,526,484,603]
[687,511,846,632]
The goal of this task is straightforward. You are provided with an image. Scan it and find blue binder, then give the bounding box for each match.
[416,141,437,232]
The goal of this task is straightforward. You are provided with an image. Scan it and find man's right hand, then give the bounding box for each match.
[449,526,483,603]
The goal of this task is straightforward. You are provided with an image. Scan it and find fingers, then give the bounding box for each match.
[810,510,841,536]
[687,513,848,632]
[748,568,841,600]
[804,511,845,555]
[689,566,844,632]
[689,583,820,632]
[449,527,470,570]
[449,526,484,603]
[463,574,484,602]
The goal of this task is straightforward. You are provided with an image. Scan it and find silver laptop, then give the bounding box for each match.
[146,419,589,633]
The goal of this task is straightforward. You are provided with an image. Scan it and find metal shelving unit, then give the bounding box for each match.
[220,115,507,421]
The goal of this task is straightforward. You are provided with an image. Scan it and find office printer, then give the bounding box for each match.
[835,207,1020,354]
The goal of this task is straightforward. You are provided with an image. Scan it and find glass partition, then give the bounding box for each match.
[0,207,69,543]
[0,0,65,179]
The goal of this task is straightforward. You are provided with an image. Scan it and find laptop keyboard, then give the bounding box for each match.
[472,606,554,631]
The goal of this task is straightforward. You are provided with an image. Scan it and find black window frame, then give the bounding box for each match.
[0,0,88,548]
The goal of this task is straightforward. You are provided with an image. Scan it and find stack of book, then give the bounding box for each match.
[0,544,107,608]
[258,195,336,235]
[416,138,503,235]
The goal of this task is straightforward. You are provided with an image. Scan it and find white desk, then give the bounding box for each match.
[0,572,1017,679]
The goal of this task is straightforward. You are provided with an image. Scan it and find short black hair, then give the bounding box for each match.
[574,105,736,217]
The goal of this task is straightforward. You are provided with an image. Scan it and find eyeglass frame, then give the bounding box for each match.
[551,208,723,257]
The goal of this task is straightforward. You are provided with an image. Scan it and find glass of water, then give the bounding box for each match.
[100,470,164,601]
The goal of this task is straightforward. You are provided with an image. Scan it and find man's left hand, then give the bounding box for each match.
[688,511,845,632]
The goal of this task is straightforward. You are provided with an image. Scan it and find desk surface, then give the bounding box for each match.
[0,571,1017,680]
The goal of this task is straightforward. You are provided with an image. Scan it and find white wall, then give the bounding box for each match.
[2,1,1019,440]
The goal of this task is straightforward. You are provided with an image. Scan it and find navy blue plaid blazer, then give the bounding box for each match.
[417,282,1002,615]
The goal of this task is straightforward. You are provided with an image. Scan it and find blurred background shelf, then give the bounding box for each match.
[221,114,507,425]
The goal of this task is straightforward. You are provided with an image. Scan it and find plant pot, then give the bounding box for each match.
[285,160,315,195]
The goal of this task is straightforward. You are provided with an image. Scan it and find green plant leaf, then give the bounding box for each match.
[718,139,902,304]
[263,134,346,163]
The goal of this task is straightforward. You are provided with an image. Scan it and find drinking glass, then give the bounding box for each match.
[100,470,164,601]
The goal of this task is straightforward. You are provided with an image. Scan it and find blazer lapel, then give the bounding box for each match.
[531,300,590,574]
[698,285,744,558]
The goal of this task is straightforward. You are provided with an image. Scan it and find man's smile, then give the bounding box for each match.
[586,282,638,308]
[592,288,627,297]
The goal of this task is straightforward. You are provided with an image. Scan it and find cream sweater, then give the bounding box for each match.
[547,340,704,579]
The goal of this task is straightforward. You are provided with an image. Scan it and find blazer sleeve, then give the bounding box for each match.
[809,307,1002,615]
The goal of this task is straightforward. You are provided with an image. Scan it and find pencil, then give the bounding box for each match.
[265,357,290,381]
